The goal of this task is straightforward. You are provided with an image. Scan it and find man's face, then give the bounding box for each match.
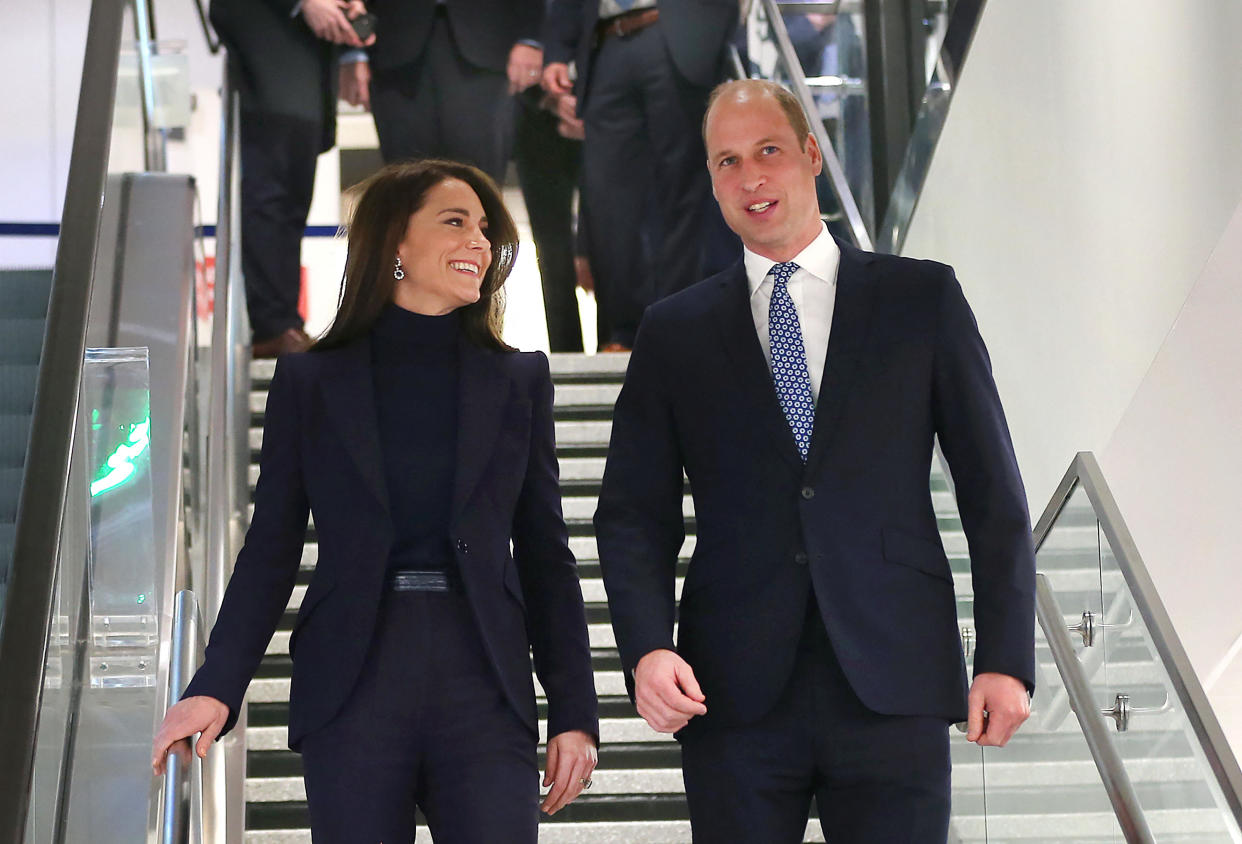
[705,94,824,262]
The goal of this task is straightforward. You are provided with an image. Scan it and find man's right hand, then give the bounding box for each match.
[634,649,707,733]
[542,62,573,96]
[302,0,364,47]
[339,59,371,110]
[151,695,230,776]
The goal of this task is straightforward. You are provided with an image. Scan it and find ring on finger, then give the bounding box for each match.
[579,778,592,789]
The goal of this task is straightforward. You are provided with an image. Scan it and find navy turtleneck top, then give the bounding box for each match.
[370,302,461,573]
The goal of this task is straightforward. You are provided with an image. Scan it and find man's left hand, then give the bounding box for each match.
[507,43,544,95]
[966,672,1030,747]
[541,729,598,815]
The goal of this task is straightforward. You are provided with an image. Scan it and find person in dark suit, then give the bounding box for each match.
[339,0,545,182]
[594,80,1035,842]
[541,0,741,350]
[153,160,599,842]
[513,81,588,352]
[210,0,373,358]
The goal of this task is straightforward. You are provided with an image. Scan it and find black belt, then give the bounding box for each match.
[387,569,461,593]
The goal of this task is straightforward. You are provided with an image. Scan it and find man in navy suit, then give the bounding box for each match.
[541,0,741,350]
[339,0,545,181]
[595,79,1036,841]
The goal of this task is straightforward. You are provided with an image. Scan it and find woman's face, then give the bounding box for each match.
[393,178,493,315]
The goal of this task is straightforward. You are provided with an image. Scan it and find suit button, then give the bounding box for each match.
[456,539,469,554]
[800,486,815,500]
[794,551,809,566]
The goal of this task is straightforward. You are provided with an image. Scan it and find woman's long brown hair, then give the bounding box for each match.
[312,159,519,352]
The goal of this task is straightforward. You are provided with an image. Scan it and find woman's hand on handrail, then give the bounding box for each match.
[151,695,230,776]
[540,729,598,816]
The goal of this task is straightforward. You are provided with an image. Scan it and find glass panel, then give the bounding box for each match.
[977,616,1120,844]
[22,414,88,844]
[23,349,159,843]
[1097,527,1242,842]
[64,348,159,841]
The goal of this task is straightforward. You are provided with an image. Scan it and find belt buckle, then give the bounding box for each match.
[610,17,625,39]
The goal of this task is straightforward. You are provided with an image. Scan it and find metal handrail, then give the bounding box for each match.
[1033,452,1242,827]
[0,0,128,838]
[876,0,987,254]
[132,0,167,171]
[757,0,874,250]
[199,58,250,844]
[1035,574,1155,843]
[160,590,204,844]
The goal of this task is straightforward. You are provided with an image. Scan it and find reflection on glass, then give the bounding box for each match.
[1095,529,1241,841]
[744,1,874,240]
[1033,465,1242,843]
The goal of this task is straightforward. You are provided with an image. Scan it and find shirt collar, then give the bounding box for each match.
[743,221,840,297]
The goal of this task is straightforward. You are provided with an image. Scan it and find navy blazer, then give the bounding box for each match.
[594,241,1036,731]
[185,336,598,750]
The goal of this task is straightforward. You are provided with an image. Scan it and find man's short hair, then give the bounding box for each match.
[702,80,812,151]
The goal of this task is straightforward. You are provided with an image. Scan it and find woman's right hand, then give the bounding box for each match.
[150,695,230,776]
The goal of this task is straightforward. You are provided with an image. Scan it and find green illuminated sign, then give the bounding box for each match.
[90,416,151,498]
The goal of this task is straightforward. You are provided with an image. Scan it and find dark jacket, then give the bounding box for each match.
[210,0,338,152]
[595,241,1036,733]
[185,336,598,750]
[366,0,544,73]
[542,0,739,105]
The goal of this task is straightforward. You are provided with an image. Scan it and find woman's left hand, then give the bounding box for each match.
[540,729,598,815]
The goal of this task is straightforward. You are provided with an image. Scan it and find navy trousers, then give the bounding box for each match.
[238,108,318,342]
[299,590,539,843]
[680,600,952,843]
[580,21,737,347]
[369,9,512,183]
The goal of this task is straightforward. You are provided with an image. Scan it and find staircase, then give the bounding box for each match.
[0,269,53,615]
[240,353,1235,843]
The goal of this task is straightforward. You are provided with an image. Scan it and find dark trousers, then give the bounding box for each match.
[370,9,511,182]
[680,601,952,843]
[238,109,319,342]
[299,590,539,843]
[581,22,737,346]
[513,97,585,352]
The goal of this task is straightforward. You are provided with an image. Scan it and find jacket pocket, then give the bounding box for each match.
[882,526,953,584]
[290,577,337,658]
[503,562,526,610]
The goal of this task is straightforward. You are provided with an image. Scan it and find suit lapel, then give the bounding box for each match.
[711,262,804,473]
[805,240,875,476]
[318,337,389,515]
[451,338,513,523]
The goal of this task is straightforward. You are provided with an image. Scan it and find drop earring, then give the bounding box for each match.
[393,255,405,280]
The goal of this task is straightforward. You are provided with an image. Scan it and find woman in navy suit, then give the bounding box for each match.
[153,160,599,842]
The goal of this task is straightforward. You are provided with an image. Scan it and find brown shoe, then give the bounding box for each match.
[599,342,631,353]
[252,327,312,359]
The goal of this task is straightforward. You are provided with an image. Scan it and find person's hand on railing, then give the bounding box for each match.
[150,695,230,776]
[966,672,1031,747]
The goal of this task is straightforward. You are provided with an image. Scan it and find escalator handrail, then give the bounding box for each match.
[0,0,130,839]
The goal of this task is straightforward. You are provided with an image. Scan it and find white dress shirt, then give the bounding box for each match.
[742,222,840,403]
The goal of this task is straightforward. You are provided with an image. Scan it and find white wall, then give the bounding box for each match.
[1100,197,1242,755]
[901,2,1242,752]
[902,1,1242,509]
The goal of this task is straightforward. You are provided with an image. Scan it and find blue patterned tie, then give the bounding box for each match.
[767,262,815,461]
